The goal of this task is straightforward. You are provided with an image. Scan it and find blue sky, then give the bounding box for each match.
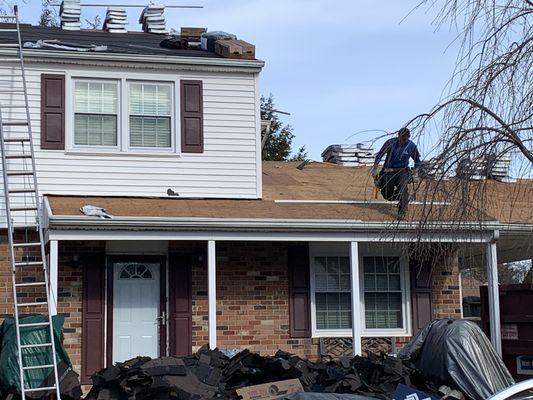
[14,0,460,160]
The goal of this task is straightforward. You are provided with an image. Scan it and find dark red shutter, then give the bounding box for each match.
[81,253,106,384]
[410,258,434,333]
[288,244,311,338]
[168,253,193,355]
[180,80,204,153]
[40,74,65,150]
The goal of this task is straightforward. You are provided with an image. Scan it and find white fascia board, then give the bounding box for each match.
[0,49,265,72]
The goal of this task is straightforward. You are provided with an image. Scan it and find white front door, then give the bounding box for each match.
[113,261,160,363]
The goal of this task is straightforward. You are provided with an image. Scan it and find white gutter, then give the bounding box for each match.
[0,49,265,71]
[274,199,451,206]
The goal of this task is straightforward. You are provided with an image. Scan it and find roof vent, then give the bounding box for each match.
[103,7,127,33]
[321,143,375,166]
[60,0,81,31]
[139,4,167,34]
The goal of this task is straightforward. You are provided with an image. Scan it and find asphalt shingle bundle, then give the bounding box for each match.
[139,4,167,34]
[321,144,375,166]
[103,8,128,33]
[59,0,81,31]
[85,347,431,400]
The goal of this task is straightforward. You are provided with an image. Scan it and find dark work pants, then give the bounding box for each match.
[378,169,411,216]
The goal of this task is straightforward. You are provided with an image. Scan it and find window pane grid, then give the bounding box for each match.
[129,83,172,148]
[363,256,403,330]
[74,80,118,147]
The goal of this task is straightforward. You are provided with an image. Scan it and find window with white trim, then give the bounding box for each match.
[362,256,403,330]
[129,83,172,148]
[74,80,118,147]
[314,256,352,330]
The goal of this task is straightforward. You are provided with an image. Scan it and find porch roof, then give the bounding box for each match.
[45,161,533,226]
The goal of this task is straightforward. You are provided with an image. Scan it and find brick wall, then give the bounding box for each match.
[431,250,462,319]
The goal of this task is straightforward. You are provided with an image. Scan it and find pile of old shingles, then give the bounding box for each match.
[86,346,431,400]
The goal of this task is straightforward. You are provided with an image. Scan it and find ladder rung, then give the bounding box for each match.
[14,261,43,267]
[10,206,37,211]
[4,137,30,142]
[0,44,19,48]
[13,242,41,247]
[6,154,32,159]
[15,281,46,287]
[24,386,57,393]
[17,301,48,307]
[20,342,52,349]
[22,364,54,371]
[8,188,36,194]
[19,322,50,328]
[3,120,28,126]
[6,170,34,176]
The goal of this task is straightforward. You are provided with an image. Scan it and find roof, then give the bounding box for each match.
[46,161,533,226]
[0,24,230,59]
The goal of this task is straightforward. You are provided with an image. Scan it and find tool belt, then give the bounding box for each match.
[381,167,407,173]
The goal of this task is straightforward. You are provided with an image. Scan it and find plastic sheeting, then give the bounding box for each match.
[398,319,514,400]
[0,315,81,399]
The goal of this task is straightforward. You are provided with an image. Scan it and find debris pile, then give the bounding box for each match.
[321,143,375,166]
[86,347,435,400]
[103,7,128,33]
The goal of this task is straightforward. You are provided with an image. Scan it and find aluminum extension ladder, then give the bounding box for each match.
[0,6,61,400]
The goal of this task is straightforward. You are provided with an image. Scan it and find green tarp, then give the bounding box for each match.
[0,315,70,393]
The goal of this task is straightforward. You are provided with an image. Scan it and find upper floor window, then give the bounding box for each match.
[74,80,118,147]
[129,83,172,148]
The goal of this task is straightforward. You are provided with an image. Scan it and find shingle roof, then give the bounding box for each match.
[46,161,533,225]
[0,24,221,58]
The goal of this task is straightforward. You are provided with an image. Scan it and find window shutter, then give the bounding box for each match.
[168,253,193,355]
[180,80,203,153]
[81,252,106,384]
[288,244,311,338]
[410,258,434,333]
[41,74,65,150]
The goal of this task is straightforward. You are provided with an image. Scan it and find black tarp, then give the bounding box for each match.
[398,319,514,400]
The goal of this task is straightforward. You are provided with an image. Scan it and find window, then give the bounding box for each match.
[119,263,153,279]
[362,256,403,330]
[74,80,118,146]
[314,256,352,330]
[129,83,172,148]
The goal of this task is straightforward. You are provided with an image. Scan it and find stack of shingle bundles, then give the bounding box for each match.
[60,0,81,31]
[321,143,375,166]
[103,7,127,33]
[486,152,514,182]
[418,160,446,180]
[456,157,486,180]
[139,4,167,34]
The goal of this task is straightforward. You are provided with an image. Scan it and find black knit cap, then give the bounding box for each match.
[398,127,410,136]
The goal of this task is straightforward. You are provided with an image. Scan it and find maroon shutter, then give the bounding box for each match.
[168,253,193,355]
[40,74,65,150]
[288,244,311,338]
[410,258,434,333]
[180,80,204,153]
[81,253,106,384]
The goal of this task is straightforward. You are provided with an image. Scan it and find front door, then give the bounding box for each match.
[112,259,161,363]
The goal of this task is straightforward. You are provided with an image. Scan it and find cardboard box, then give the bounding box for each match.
[231,39,255,59]
[215,39,243,58]
[181,27,206,39]
[236,379,304,400]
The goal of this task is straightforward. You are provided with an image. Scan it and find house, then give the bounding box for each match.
[0,16,532,387]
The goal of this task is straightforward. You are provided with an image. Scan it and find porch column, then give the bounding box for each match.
[49,240,58,316]
[350,241,362,356]
[208,240,217,349]
[486,236,502,355]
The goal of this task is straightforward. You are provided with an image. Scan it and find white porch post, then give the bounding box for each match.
[208,240,217,349]
[350,241,362,356]
[486,236,502,355]
[49,240,58,316]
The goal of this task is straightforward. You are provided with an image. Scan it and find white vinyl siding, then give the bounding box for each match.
[74,80,118,146]
[0,63,260,226]
[129,83,172,148]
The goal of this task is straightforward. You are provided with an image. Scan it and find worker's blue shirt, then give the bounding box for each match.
[375,138,421,168]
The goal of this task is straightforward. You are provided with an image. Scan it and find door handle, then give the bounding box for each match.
[156,311,166,326]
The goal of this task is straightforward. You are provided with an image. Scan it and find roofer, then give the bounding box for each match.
[371,127,421,219]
